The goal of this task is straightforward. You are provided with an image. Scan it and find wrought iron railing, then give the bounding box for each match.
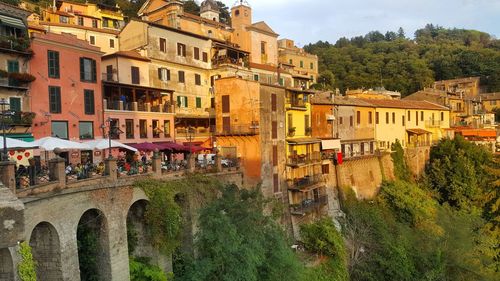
[290,195,328,215]
[287,152,321,166]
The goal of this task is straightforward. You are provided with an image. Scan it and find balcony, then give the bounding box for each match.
[286,98,307,110]
[0,36,31,54]
[4,111,35,126]
[102,73,118,82]
[0,73,35,89]
[290,195,328,216]
[287,152,321,166]
[216,123,260,136]
[287,174,325,191]
[104,99,173,114]
[176,126,214,137]
[425,120,442,128]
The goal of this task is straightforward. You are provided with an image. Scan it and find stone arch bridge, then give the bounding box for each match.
[0,157,242,281]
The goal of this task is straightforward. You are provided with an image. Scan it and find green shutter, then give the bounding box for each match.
[196,97,201,108]
[158,68,162,79]
[7,60,19,73]
[91,59,96,82]
[185,96,188,107]
[177,96,181,107]
[9,97,21,112]
[79,58,84,81]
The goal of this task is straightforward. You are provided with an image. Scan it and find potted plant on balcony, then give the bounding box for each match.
[288,127,296,137]
[305,127,312,136]
[8,72,36,84]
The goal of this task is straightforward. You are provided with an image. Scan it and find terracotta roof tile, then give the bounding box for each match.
[32,32,101,52]
[102,50,150,62]
[359,98,449,110]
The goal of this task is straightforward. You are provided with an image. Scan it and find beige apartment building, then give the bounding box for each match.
[278,39,318,89]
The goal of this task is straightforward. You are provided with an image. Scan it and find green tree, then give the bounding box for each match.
[183,0,200,15]
[17,242,37,281]
[390,140,411,182]
[178,185,304,281]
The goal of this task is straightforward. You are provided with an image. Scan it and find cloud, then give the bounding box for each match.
[220,0,500,43]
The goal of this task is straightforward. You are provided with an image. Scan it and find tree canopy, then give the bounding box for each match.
[305,25,500,96]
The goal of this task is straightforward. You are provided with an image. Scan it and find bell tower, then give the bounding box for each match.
[231,0,252,29]
[200,0,220,22]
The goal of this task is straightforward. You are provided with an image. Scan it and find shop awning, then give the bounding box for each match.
[406,128,431,135]
[321,139,341,150]
[0,15,25,29]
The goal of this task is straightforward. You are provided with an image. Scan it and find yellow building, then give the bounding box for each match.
[359,99,450,150]
[433,76,481,97]
[479,92,500,113]
[346,88,401,100]
[285,88,327,225]
[278,39,318,89]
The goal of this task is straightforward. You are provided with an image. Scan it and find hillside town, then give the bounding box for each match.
[0,1,499,280]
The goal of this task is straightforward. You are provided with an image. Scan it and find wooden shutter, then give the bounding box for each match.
[79,57,84,81]
[271,94,276,112]
[158,68,162,79]
[272,121,277,139]
[160,38,166,52]
[202,52,208,62]
[131,67,139,84]
[273,173,279,193]
[194,47,200,60]
[178,71,185,83]
[222,117,230,133]
[91,59,96,82]
[272,145,278,167]
[222,95,230,113]
[9,97,21,112]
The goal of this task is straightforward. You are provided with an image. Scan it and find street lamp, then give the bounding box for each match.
[0,98,13,162]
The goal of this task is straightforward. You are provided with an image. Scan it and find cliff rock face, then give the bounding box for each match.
[0,187,24,248]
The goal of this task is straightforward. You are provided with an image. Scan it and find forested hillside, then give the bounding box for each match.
[305,25,500,96]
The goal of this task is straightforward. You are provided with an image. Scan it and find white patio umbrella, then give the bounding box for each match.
[85,139,138,152]
[31,137,91,151]
[0,136,38,150]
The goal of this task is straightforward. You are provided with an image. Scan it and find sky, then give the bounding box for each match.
[220,0,500,46]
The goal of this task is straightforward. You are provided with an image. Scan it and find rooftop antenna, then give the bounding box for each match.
[233,0,251,7]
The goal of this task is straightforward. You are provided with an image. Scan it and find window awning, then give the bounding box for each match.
[321,139,341,150]
[406,128,431,135]
[0,15,26,30]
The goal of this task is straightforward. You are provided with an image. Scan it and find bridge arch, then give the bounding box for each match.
[77,208,111,281]
[0,248,14,281]
[127,199,152,257]
[29,221,63,281]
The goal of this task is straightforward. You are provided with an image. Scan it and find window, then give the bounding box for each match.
[222,95,230,113]
[441,112,444,121]
[356,111,361,124]
[9,97,20,113]
[253,74,259,81]
[339,117,343,125]
[305,115,310,135]
[196,97,202,108]
[392,112,395,124]
[125,119,134,139]
[178,71,185,83]
[48,50,60,78]
[416,111,419,126]
[131,66,140,84]
[164,120,171,137]
[194,47,200,60]
[110,119,120,139]
[92,19,97,28]
[260,41,266,54]
[375,112,379,124]
[49,86,61,113]
[59,16,68,23]
[310,62,314,69]
[420,111,424,121]
[368,111,373,124]
[272,121,277,139]
[322,164,329,174]
[272,145,278,167]
[109,39,115,48]
[139,119,147,138]
[7,60,18,74]
[402,115,405,126]
[271,94,277,112]
[51,121,68,139]
[158,68,170,81]
[177,43,186,57]
[79,121,94,139]
[349,116,353,127]
[89,36,95,45]
[195,74,201,85]
[159,38,166,52]
[153,120,161,138]
[202,52,208,62]
[177,96,188,108]
[208,30,213,37]
[77,16,84,26]
[84,90,95,115]
[80,58,96,82]
[300,61,304,68]
[273,173,279,193]
[408,110,411,121]
[288,113,293,132]
[385,112,389,124]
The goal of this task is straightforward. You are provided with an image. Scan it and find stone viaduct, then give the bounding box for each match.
[0,156,242,281]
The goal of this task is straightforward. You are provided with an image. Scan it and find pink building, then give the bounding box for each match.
[30,32,104,162]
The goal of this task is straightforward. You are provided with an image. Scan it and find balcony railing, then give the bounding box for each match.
[102,73,118,82]
[217,124,260,136]
[5,111,35,126]
[0,76,33,89]
[287,152,321,166]
[104,99,174,113]
[0,35,31,53]
[212,57,249,68]
[425,120,442,128]
[287,174,324,190]
[286,98,306,108]
[290,195,328,216]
